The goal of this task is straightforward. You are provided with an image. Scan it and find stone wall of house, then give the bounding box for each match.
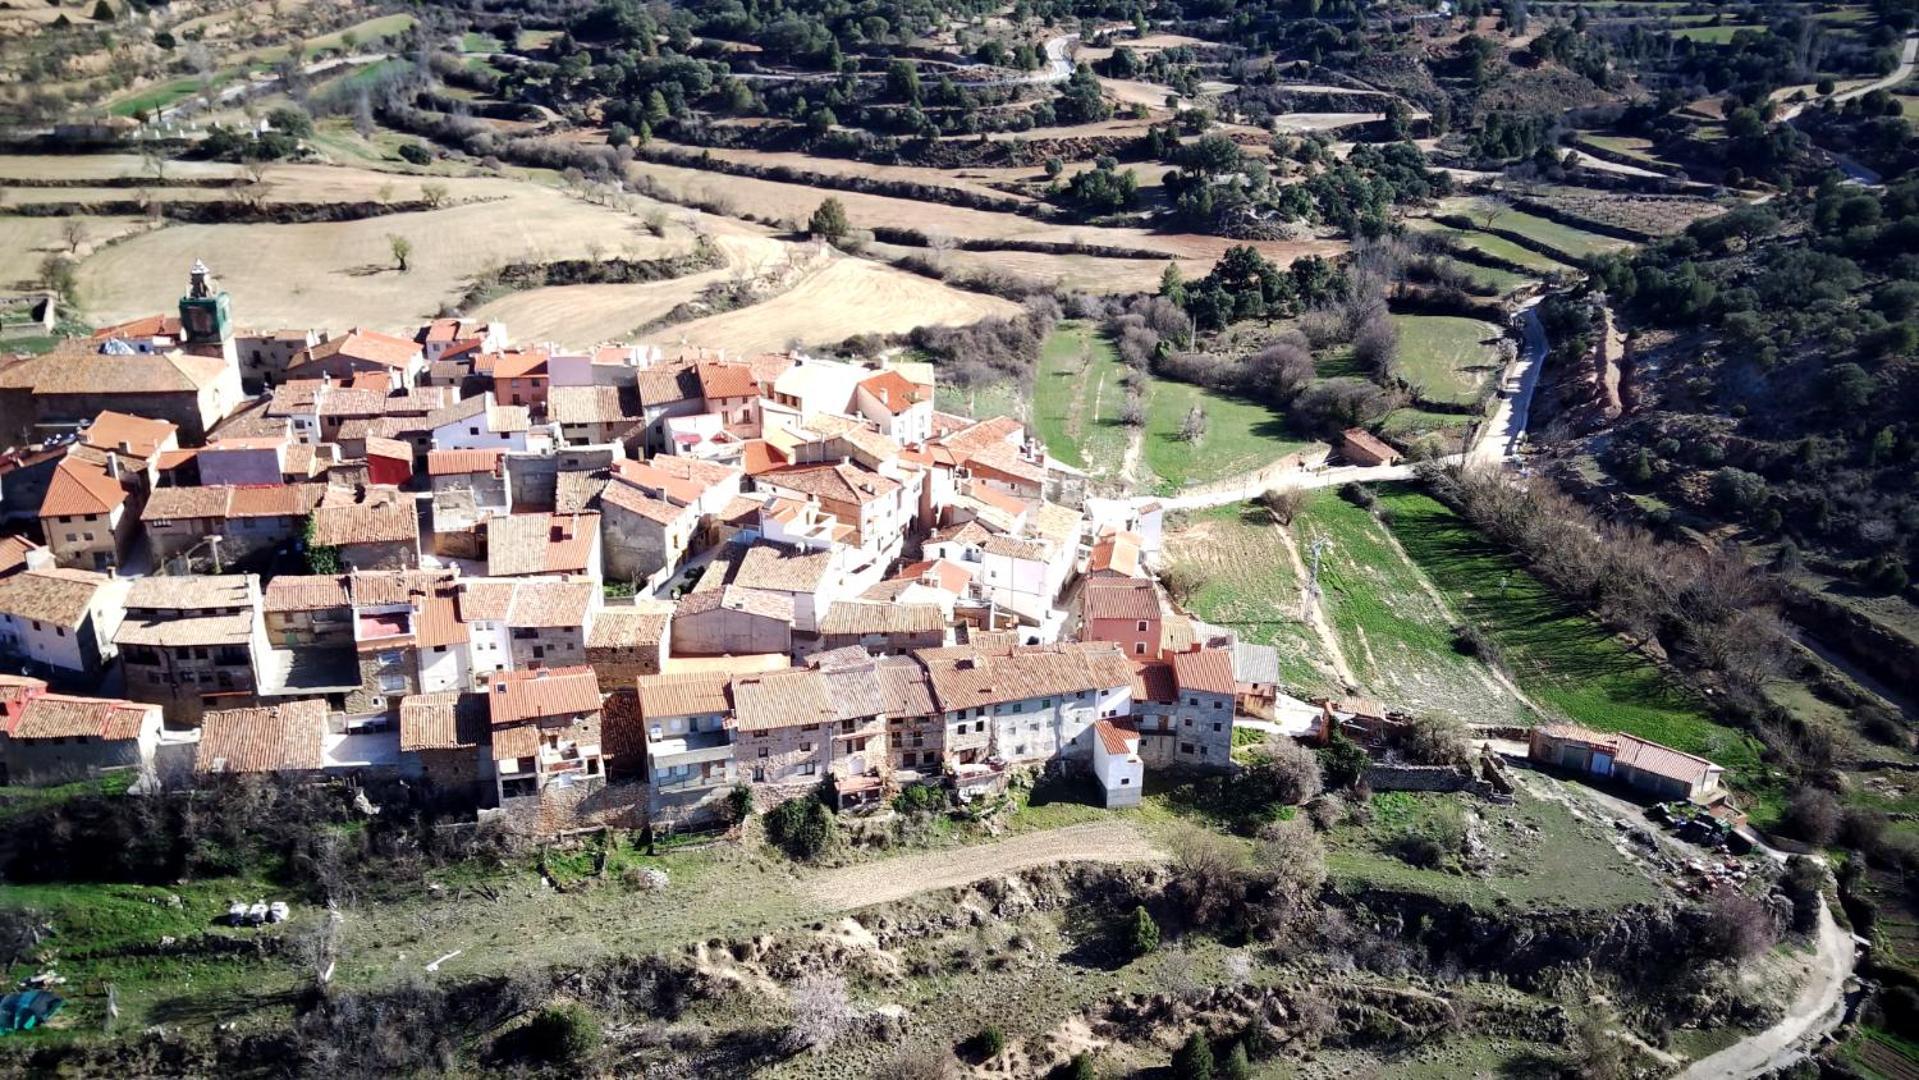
[345,645,415,715]
[601,504,672,583]
[738,723,830,788]
[508,626,587,669]
[672,609,791,657]
[341,539,419,572]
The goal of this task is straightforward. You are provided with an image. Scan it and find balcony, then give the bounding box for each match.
[647,727,733,767]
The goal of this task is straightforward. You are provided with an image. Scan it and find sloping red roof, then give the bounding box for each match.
[426,448,506,477]
[487,666,601,725]
[197,699,327,774]
[40,457,125,517]
[82,410,176,460]
[1342,427,1401,462]
[1172,649,1237,696]
[858,369,926,414]
[1094,718,1138,755]
[696,361,759,400]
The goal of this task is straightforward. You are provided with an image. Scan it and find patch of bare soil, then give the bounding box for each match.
[804,821,1163,912]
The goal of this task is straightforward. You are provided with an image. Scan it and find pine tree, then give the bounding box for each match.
[1160,262,1186,306]
[1128,905,1159,956]
[1220,1040,1251,1080]
[808,197,850,244]
[1171,1033,1214,1080]
[90,0,114,20]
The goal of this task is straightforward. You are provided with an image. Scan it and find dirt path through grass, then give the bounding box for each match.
[1275,521,1360,690]
[804,821,1163,911]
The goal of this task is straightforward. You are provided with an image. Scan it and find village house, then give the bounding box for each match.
[428,449,511,511]
[1084,498,1166,567]
[0,537,51,578]
[919,640,1135,779]
[1530,723,1726,802]
[756,461,907,570]
[1092,719,1144,808]
[1086,528,1146,579]
[730,542,840,637]
[289,328,425,385]
[813,646,894,808]
[427,392,537,453]
[0,568,124,681]
[485,512,601,579]
[599,477,701,589]
[859,558,976,620]
[501,579,599,671]
[730,666,836,798]
[696,361,763,433]
[195,698,328,777]
[340,570,439,721]
[197,434,290,486]
[875,653,942,780]
[633,363,706,452]
[492,349,552,413]
[1232,640,1281,717]
[852,368,934,446]
[1076,577,1165,659]
[236,328,326,391]
[261,574,352,648]
[411,579,470,693]
[308,486,421,570]
[0,334,243,447]
[818,601,948,655]
[116,575,267,726]
[399,690,490,803]
[1166,649,1238,768]
[82,410,180,472]
[0,675,163,784]
[143,483,322,567]
[38,455,136,573]
[417,317,507,363]
[1341,427,1403,467]
[487,666,606,805]
[583,603,671,683]
[635,669,738,824]
[549,385,640,447]
[673,585,795,657]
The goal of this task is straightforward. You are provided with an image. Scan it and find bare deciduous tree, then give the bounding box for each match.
[782,972,854,1054]
[62,219,89,254]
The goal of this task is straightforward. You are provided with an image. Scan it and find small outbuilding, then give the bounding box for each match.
[1340,427,1403,467]
[1529,723,1725,802]
[1092,719,1143,808]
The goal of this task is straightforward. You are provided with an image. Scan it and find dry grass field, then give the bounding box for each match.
[472,271,731,344]
[669,253,1021,354]
[73,184,695,332]
[0,215,154,286]
[865,242,1202,294]
[629,158,1346,267]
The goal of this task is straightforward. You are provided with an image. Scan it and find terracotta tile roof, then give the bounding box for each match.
[799,413,902,463]
[486,512,598,576]
[814,650,890,721]
[636,670,732,719]
[427,448,506,477]
[600,479,692,526]
[734,543,834,593]
[316,387,390,419]
[11,694,155,741]
[0,536,42,577]
[1094,718,1138,755]
[898,559,974,594]
[363,436,411,462]
[490,349,550,380]
[309,487,418,547]
[197,699,327,774]
[963,441,1046,486]
[930,520,995,547]
[116,611,254,647]
[761,461,900,506]
[1172,649,1237,696]
[0,568,104,627]
[696,361,759,400]
[0,345,228,395]
[981,535,1049,562]
[1081,578,1160,622]
[1536,724,1721,787]
[227,484,320,518]
[676,584,793,623]
[82,410,176,460]
[40,457,126,517]
[635,363,702,407]
[347,569,452,607]
[548,385,633,426]
[142,485,231,521]
[93,313,181,340]
[730,667,834,731]
[126,574,253,611]
[740,439,787,476]
[413,584,466,648]
[491,722,540,760]
[486,666,601,725]
[456,580,515,623]
[1341,427,1401,462]
[555,471,609,514]
[1089,529,1143,577]
[300,328,421,371]
[1131,659,1176,704]
[858,369,926,414]
[875,654,937,715]
[919,641,1132,709]
[820,601,945,637]
[504,580,596,628]
[586,606,670,649]
[400,691,489,752]
[611,455,739,504]
[263,574,350,613]
[268,380,327,415]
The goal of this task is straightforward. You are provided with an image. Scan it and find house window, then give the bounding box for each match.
[1183,717,1192,727]
[1214,700,1223,709]
[1136,620,1148,632]
[757,747,768,758]
[1134,642,1146,655]
[801,742,814,753]
[379,674,407,692]
[1213,722,1223,732]
[801,762,816,776]
[1181,742,1195,754]
[468,427,479,436]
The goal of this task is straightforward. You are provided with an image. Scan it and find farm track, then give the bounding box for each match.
[804,821,1162,911]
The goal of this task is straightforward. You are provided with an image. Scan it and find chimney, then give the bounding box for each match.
[104,452,121,480]
[534,669,550,679]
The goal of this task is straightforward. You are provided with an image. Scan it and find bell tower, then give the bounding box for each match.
[178,258,237,364]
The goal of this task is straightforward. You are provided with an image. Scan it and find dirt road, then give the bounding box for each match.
[804,821,1163,911]
[1680,898,1853,1079]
